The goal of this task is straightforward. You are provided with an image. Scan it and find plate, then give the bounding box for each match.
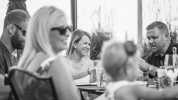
[135,81,148,86]
[77,82,97,86]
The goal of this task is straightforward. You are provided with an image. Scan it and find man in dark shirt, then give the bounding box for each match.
[0,9,30,100]
[139,21,178,78]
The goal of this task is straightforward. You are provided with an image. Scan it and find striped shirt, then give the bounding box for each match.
[0,41,17,75]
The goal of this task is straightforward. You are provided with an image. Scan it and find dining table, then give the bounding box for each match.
[77,84,105,100]
[77,82,178,100]
[77,84,105,95]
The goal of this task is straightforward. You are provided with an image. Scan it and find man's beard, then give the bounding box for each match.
[10,31,24,50]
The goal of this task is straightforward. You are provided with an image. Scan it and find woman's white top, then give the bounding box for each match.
[68,59,90,85]
[106,81,135,100]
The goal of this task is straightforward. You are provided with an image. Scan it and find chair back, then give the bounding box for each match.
[7,67,58,100]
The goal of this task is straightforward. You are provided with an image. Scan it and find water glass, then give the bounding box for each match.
[96,67,107,87]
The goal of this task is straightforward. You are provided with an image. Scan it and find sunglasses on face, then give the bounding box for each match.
[13,24,26,36]
[51,26,72,35]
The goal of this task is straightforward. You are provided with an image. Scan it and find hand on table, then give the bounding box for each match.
[88,67,96,74]
[139,58,158,77]
[139,58,149,71]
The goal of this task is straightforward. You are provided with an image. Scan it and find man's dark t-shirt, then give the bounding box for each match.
[0,41,17,75]
[146,41,178,68]
[146,41,178,78]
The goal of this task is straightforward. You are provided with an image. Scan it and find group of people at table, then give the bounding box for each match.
[1,3,178,100]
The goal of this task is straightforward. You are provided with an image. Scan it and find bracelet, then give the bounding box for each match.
[148,65,154,72]
[148,65,157,77]
[87,68,91,74]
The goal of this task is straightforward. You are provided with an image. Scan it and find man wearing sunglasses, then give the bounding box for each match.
[0,9,30,100]
[139,21,178,78]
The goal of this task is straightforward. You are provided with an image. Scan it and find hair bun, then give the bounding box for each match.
[124,41,137,56]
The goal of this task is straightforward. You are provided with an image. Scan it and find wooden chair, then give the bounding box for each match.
[7,67,58,100]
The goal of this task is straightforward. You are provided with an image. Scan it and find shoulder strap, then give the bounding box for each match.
[67,59,72,68]
[36,56,57,74]
[86,58,88,69]
[40,56,57,67]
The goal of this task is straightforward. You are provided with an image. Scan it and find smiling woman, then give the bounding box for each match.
[64,29,97,100]
[66,29,96,85]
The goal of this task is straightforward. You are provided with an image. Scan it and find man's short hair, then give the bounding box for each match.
[146,21,169,33]
[3,9,30,29]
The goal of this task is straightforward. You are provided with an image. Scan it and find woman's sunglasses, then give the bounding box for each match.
[13,24,26,36]
[51,26,72,35]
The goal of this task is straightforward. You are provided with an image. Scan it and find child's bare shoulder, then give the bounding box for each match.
[114,85,137,100]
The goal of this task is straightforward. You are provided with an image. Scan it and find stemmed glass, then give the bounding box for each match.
[158,47,178,88]
[95,61,108,87]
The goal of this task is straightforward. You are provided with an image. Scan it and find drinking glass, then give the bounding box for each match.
[95,61,108,87]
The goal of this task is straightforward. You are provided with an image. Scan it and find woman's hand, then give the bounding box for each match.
[88,67,96,74]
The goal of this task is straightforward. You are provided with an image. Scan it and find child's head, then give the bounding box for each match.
[101,40,140,81]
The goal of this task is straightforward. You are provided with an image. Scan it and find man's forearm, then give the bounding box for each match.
[0,75,11,100]
[0,84,11,100]
[0,84,11,93]
[149,66,158,77]
[139,63,157,77]
[139,58,158,77]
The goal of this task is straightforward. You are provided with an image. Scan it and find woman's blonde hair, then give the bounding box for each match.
[18,6,66,69]
[66,29,91,59]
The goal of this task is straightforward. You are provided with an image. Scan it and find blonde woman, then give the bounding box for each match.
[17,6,79,100]
[66,29,96,85]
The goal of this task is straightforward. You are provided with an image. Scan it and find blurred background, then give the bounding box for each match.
[1,0,178,59]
